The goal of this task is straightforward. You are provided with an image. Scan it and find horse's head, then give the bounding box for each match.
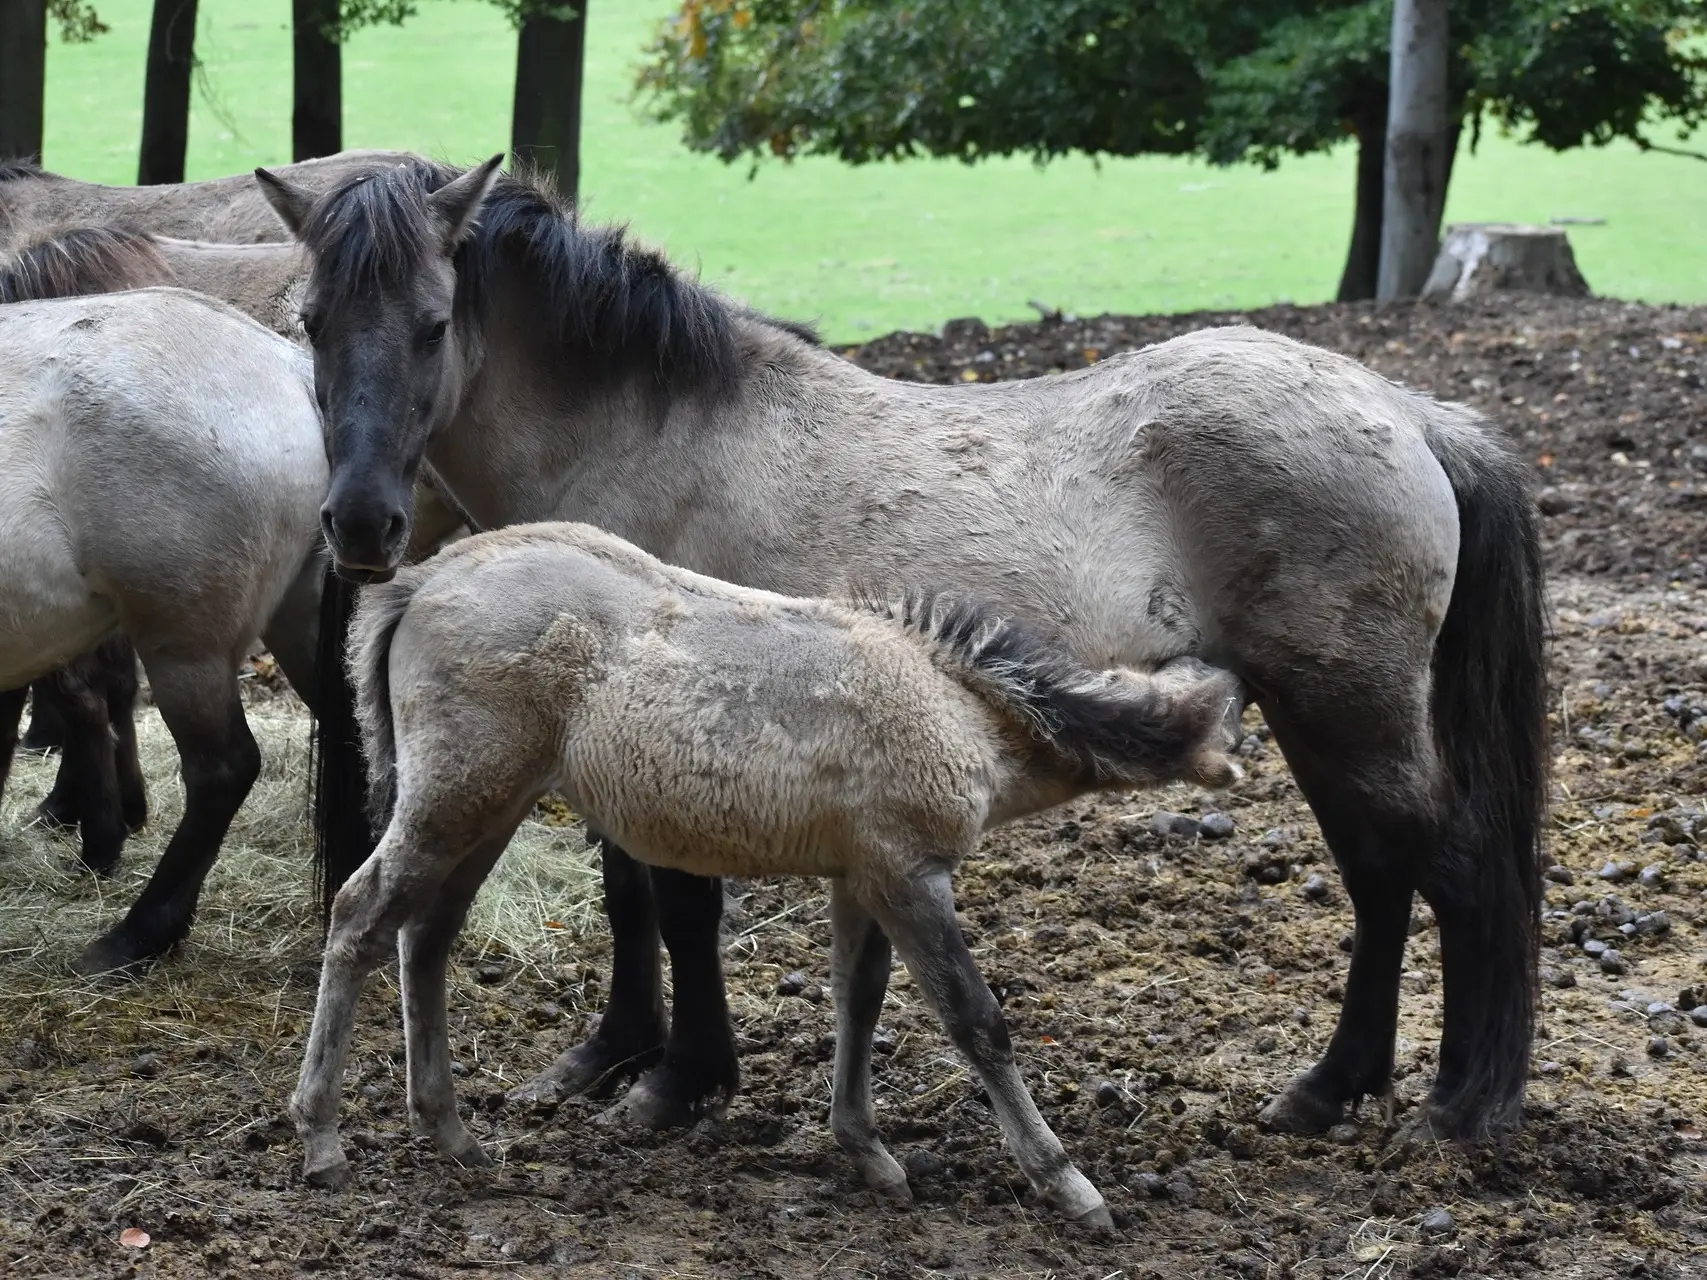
[255,154,503,582]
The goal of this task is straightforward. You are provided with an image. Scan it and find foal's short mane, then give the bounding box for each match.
[856,591,1208,784]
[0,157,47,184]
[0,223,172,302]
[299,158,814,392]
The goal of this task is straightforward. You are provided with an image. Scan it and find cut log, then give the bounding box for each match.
[1422,223,1590,301]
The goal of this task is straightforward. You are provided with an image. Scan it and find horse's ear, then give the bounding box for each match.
[254,168,315,238]
[426,154,505,251]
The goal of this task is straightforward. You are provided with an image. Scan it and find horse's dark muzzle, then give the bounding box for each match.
[320,502,408,581]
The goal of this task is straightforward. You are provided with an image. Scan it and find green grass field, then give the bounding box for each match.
[40,0,1707,341]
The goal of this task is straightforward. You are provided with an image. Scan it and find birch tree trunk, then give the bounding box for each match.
[1377,0,1450,301]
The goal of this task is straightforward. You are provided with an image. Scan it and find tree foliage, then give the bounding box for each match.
[641,0,1707,170]
[49,1,109,41]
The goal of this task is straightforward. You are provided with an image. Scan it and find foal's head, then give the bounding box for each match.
[254,155,503,581]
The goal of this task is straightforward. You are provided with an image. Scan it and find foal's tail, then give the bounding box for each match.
[1422,408,1550,1138]
[0,223,172,301]
[865,591,1242,788]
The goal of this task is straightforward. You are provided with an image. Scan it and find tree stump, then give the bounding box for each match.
[1422,223,1590,301]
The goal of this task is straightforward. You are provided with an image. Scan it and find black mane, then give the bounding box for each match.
[298,158,813,391]
[0,224,172,303]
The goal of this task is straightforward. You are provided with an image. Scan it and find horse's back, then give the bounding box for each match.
[0,289,325,658]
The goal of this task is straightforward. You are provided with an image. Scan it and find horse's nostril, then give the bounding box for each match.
[383,512,406,550]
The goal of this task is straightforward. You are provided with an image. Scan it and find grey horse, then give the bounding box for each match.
[256,156,1548,1143]
[0,287,328,971]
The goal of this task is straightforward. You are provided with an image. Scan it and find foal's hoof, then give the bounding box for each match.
[303,1153,351,1190]
[33,799,78,831]
[596,1067,725,1131]
[1257,1078,1346,1135]
[1043,1167,1111,1234]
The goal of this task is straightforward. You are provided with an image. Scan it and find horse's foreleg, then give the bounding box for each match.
[867,864,1110,1232]
[18,683,66,752]
[30,680,84,831]
[598,864,736,1129]
[508,838,668,1107]
[399,834,512,1169]
[827,879,907,1200]
[79,657,258,974]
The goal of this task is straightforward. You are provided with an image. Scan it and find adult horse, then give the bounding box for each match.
[258,157,1548,1141]
[0,150,414,249]
[0,287,328,971]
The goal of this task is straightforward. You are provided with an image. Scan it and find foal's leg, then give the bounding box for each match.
[601,864,737,1128]
[827,879,907,1200]
[30,678,84,829]
[865,864,1110,1231]
[78,654,260,973]
[292,841,436,1189]
[399,832,514,1167]
[1257,690,1443,1135]
[507,838,669,1105]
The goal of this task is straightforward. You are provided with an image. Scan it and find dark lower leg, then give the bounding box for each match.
[30,682,81,828]
[0,688,26,797]
[54,675,127,875]
[508,839,666,1103]
[19,683,66,752]
[605,864,735,1127]
[102,640,147,832]
[829,880,904,1195]
[81,674,258,973]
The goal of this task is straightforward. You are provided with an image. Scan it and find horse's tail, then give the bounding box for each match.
[308,566,377,921]
[0,223,172,301]
[861,590,1241,789]
[1421,408,1550,1137]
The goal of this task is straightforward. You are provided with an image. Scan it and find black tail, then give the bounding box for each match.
[1422,416,1550,1136]
[308,564,374,923]
[861,591,1235,787]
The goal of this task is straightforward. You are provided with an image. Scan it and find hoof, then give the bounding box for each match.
[33,799,78,831]
[77,844,123,879]
[303,1154,351,1190]
[1257,1078,1347,1135]
[510,1030,664,1107]
[75,927,159,977]
[1042,1166,1109,1232]
[854,1148,911,1203]
[505,1075,568,1111]
[445,1137,493,1169]
[1073,1202,1115,1236]
[596,1066,725,1131]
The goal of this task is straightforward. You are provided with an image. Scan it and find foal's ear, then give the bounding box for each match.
[426,154,505,252]
[254,168,316,238]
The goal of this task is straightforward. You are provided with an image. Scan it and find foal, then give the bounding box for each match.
[293,522,1244,1229]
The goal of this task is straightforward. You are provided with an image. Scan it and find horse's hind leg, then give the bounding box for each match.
[827,879,908,1200]
[0,687,25,798]
[29,679,83,830]
[19,683,67,752]
[864,862,1110,1232]
[399,832,515,1168]
[101,640,147,833]
[507,839,668,1106]
[40,655,129,875]
[79,654,259,973]
[600,865,736,1129]
[1257,689,1443,1134]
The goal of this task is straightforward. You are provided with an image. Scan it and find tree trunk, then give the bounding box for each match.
[510,2,588,204]
[138,0,198,185]
[1336,93,1387,302]
[1377,0,1450,300]
[293,0,341,161]
[0,0,47,162]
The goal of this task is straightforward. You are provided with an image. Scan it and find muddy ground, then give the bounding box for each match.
[3,293,1707,1279]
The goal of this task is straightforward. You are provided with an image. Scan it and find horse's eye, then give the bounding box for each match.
[300,312,323,344]
[420,319,449,349]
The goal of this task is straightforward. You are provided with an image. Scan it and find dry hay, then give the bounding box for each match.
[0,695,604,1051]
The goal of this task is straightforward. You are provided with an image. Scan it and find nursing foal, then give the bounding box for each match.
[292,523,1244,1230]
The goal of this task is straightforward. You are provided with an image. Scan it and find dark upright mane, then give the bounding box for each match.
[856,590,1210,784]
[0,157,47,184]
[298,159,814,392]
[0,224,172,302]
